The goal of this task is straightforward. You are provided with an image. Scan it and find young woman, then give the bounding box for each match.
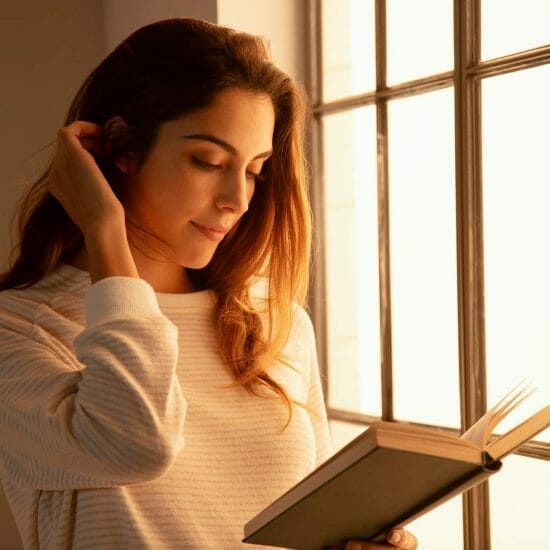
[0,18,416,549]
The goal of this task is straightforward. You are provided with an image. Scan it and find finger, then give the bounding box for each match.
[58,122,102,150]
[386,528,418,549]
[65,120,104,137]
[57,125,104,157]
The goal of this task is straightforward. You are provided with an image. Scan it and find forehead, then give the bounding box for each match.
[163,88,275,155]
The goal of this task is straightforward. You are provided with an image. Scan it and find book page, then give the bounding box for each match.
[460,381,535,447]
[487,406,550,459]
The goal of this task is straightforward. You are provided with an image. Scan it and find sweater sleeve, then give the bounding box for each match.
[0,277,186,491]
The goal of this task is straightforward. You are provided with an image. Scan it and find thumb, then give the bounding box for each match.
[387,528,418,549]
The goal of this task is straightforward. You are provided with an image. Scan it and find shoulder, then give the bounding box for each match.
[248,277,315,336]
[0,286,45,338]
[290,303,315,343]
[0,267,87,355]
[282,303,318,371]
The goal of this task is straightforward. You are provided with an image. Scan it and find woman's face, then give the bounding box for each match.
[119,87,275,269]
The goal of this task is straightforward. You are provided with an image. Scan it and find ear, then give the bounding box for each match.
[103,115,137,175]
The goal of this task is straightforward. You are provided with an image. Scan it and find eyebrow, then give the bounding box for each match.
[181,134,272,160]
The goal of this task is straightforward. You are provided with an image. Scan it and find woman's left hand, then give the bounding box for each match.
[345,528,418,549]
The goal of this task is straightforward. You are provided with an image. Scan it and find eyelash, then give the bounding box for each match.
[191,157,265,183]
[192,158,221,171]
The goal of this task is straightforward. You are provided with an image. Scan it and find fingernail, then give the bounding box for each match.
[389,531,402,544]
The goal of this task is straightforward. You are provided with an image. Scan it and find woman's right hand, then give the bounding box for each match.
[47,120,125,235]
[48,120,140,282]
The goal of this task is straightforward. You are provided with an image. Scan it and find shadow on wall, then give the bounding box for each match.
[0,1,105,270]
[0,480,22,549]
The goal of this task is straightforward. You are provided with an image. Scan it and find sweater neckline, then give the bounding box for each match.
[54,263,215,310]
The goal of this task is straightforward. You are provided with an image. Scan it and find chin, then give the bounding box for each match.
[179,251,217,270]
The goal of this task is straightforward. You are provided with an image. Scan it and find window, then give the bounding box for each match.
[306,1,550,548]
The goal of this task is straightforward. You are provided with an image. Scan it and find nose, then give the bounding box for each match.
[216,168,252,215]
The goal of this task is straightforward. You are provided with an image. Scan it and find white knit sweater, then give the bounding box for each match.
[0,263,331,549]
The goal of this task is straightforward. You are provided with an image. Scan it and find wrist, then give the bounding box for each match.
[84,218,139,283]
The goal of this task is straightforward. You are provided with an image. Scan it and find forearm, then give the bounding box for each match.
[0,277,186,489]
[84,217,139,283]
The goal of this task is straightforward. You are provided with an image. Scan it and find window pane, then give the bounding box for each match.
[321,0,376,102]
[323,107,381,416]
[388,87,460,427]
[483,65,550,443]
[482,0,550,61]
[405,492,463,550]
[490,454,550,548]
[329,419,368,452]
[387,0,453,85]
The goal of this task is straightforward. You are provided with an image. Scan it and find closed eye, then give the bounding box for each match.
[192,157,222,170]
[193,156,265,183]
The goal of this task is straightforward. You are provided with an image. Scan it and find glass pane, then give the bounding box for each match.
[329,419,367,452]
[483,65,550,443]
[387,0,453,85]
[405,491,463,550]
[482,0,550,61]
[388,87,460,428]
[321,0,376,102]
[323,107,381,416]
[490,454,550,548]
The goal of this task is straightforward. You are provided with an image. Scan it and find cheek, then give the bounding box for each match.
[131,158,227,225]
[155,167,211,212]
[248,182,256,201]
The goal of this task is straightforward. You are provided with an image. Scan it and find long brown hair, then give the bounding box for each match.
[0,18,312,421]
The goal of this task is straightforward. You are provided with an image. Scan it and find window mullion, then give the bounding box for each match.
[454,0,491,549]
[375,0,393,422]
[468,44,550,78]
[305,0,330,403]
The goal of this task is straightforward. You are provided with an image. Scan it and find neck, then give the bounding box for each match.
[67,248,196,294]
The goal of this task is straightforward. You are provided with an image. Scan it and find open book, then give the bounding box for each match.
[243,382,549,549]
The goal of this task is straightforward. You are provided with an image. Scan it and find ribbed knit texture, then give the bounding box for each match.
[0,263,331,549]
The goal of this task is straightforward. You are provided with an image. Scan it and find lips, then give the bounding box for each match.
[191,221,228,242]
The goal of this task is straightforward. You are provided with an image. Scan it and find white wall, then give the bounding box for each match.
[0,1,104,270]
[218,0,307,83]
[102,0,217,55]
